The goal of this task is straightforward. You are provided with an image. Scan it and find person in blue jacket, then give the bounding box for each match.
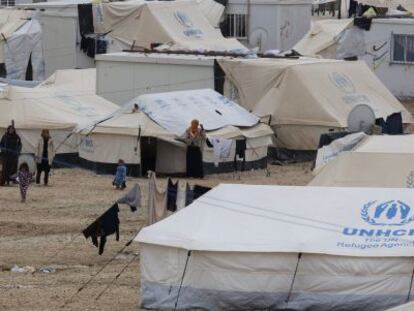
[113,159,127,190]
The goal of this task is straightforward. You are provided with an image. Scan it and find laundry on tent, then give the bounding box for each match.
[136,184,414,310]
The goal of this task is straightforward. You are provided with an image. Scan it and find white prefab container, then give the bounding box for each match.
[226,0,312,52]
[16,1,95,78]
[360,19,414,100]
[95,52,217,105]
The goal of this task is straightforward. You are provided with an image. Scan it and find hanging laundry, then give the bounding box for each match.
[185,183,194,207]
[385,113,403,135]
[148,173,167,225]
[78,4,94,36]
[167,178,178,212]
[210,137,232,167]
[87,38,96,58]
[193,185,212,200]
[234,139,247,171]
[176,181,187,211]
[96,38,108,54]
[354,17,372,31]
[117,183,141,212]
[83,204,120,255]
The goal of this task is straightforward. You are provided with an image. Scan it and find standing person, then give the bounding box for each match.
[35,129,55,186]
[182,119,206,178]
[0,125,22,186]
[17,162,32,203]
[113,159,127,190]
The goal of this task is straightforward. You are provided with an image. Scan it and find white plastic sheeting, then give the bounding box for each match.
[4,19,45,81]
[135,89,259,136]
[314,132,367,171]
[336,27,366,59]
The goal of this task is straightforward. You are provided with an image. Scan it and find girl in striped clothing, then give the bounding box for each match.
[18,162,32,203]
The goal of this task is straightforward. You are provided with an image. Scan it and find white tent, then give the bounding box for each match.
[79,89,273,176]
[293,19,354,58]
[310,134,414,188]
[100,0,247,53]
[387,301,414,311]
[0,68,118,156]
[0,9,45,81]
[137,184,414,310]
[219,57,413,150]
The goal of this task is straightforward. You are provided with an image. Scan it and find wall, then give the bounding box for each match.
[31,7,95,78]
[360,19,414,100]
[226,0,312,52]
[96,56,215,105]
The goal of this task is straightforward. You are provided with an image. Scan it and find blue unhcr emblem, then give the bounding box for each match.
[361,200,414,226]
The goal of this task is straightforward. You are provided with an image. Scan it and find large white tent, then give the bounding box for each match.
[0,68,118,157]
[79,89,273,176]
[137,184,414,310]
[219,57,413,150]
[99,0,247,53]
[310,134,414,188]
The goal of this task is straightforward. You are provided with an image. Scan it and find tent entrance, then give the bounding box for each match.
[140,137,157,176]
[25,53,33,81]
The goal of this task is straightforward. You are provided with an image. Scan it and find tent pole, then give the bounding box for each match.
[174,250,192,311]
[406,259,414,303]
[285,252,302,304]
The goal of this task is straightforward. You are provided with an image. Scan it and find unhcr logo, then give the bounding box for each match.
[361,200,414,226]
[329,72,355,94]
[343,200,414,237]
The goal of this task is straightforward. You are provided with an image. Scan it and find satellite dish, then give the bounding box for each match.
[347,104,375,134]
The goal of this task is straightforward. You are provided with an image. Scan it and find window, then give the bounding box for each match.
[392,34,414,64]
[225,14,247,39]
[1,0,15,6]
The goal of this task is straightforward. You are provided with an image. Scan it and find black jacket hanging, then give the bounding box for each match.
[167,178,178,212]
[78,4,94,36]
[83,203,120,255]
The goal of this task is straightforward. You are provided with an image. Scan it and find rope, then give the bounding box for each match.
[60,227,142,309]
[285,252,302,303]
[174,250,192,311]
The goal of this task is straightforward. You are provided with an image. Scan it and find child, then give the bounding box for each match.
[17,162,32,203]
[113,159,127,190]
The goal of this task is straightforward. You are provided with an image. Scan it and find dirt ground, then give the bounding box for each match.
[0,163,313,311]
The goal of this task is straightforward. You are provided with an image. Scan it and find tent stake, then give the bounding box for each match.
[285,252,302,304]
[174,250,192,311]
[406,259,414,303]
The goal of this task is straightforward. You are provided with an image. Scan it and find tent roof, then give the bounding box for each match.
[101,0,246,52]
[309,135,414,188]
[134,88,260,135]
[0,69,118,130]
[92,89,273,140]
[293,19,353,56]
[354,134,414,154]
[137,184,414,256]
[219,58,413,127]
